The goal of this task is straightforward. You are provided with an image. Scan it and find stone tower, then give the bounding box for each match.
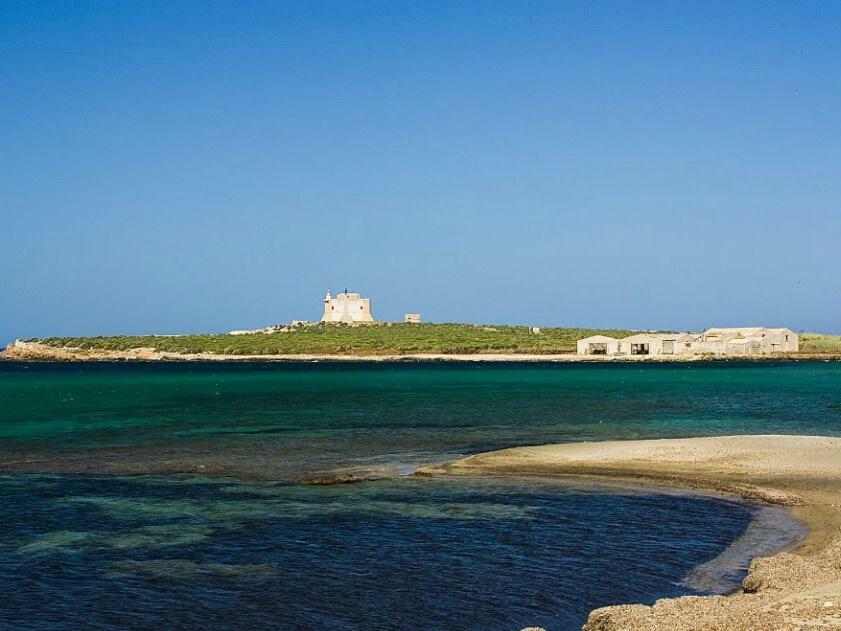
[321,291,374,324]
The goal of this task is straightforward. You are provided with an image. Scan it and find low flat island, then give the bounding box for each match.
[425,435,841,630]
[3,325,841,361]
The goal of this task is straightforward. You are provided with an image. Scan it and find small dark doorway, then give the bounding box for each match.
[630,343,649,355]
[588,343,608,355]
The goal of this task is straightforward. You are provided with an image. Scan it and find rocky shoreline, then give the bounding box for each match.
[423,436,841,630]
[3,340,839,363]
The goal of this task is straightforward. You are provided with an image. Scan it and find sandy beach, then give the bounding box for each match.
[424,435,841,630]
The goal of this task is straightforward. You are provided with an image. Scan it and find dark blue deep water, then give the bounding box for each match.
[2,360,836,630]
[1,474,774,631]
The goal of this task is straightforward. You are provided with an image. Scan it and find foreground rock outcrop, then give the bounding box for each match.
[2,340,168,361]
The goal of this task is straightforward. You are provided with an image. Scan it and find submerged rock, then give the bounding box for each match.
[298,473,362,486]
[106,559,278,579]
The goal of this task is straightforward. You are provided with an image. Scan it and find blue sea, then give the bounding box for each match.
[2,360,838,630]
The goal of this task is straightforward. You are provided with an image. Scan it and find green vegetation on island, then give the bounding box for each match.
[798,333,841,354]
[37,323,641,356]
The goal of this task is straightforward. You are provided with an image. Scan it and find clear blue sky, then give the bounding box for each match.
[2,1,840,343]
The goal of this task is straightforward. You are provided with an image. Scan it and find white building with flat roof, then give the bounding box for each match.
[577,335,621,356]
[693,327,798,355]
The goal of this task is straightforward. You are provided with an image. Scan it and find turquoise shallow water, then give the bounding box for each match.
[2,360,840,478]
[0,360,836,629]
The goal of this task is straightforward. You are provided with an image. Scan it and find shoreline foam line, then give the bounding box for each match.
[422,435,841,630]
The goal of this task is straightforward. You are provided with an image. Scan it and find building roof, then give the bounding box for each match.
[675,333,701,342]
[579,335,619,343]
[621,333,671,342]
[705,327,766,337]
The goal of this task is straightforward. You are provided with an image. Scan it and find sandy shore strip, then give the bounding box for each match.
[423,435,841,630]
[4,340,838,362]
[0,340,689,362]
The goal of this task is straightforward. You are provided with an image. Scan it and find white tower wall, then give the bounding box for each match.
[321,291,374,324]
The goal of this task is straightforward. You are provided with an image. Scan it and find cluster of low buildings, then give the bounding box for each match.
[577,327,799,358]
